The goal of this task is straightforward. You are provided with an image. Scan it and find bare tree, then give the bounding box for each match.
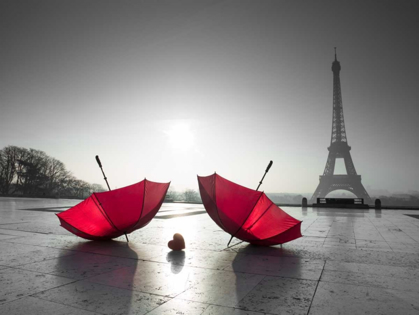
[90,183,106,193]
[44,157,71,196]
[165,187,179,201]
[0,145,105,199]
[0,146,19,195]
[16,149,49,196]
[182,189,201,203]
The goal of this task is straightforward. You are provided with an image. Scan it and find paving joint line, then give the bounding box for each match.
[306,260,326,315]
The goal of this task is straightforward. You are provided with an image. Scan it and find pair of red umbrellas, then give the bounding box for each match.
[57,158,301,245]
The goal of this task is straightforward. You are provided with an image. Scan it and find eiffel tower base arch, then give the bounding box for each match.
[310,175,372,205]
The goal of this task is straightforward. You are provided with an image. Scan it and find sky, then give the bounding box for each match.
[1,0,418,195]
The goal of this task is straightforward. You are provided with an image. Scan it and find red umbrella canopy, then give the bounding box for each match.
[57,179,170,240]
[198,173,302,246]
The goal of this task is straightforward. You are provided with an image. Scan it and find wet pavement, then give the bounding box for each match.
[1,197,419,314]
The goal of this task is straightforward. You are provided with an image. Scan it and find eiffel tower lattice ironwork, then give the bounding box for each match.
[310,49,371,204]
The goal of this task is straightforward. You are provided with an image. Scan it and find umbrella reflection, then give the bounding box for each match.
[56,241,138,314]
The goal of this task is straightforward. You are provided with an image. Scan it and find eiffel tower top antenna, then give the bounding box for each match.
[331,46,345,144]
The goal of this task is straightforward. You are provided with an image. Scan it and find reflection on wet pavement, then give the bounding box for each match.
[1,198,419,314]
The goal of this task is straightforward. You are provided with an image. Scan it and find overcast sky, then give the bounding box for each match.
[1,0,418,195]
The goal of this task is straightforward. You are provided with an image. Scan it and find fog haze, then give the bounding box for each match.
[1,1,418,194]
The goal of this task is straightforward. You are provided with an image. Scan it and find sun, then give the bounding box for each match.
[166,122,195,150]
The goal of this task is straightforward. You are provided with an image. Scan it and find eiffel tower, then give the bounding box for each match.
[310,49,371,204]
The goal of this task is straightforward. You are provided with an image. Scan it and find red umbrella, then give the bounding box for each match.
[198,173,302,246]
[57,179,170,241]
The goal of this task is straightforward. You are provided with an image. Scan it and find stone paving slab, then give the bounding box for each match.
[175,269,265,307]
[4,234,87,248]
[16,251,138,280]
[0,242,76,267]
[0,296,100,315]
[236,276,317,315]
[0,234,23,241]
[320,268,419,293]
[87,260,193,297]
[0,228,39,237]
[151,248,239,270]
[146,299,209,315]
[223,254,325,281]
[1,198,419,314]
[324,260,419,279]
[33,281,169,315]
[229,242,419,268]
[0,268,76,305]
[201,305,266,315]
[0,220,72,236]
[309,281,419,315]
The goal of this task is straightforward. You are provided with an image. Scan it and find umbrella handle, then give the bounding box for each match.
[95,155,111,191]
[95,155,102,168]
[256,160,273,191]
[266,160,273,173]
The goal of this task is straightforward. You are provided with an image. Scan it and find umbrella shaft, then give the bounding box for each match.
[100,167,111,191]
[227,235,234,247]
[256,171,267,191]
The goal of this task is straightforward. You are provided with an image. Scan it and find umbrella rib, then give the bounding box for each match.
[131,181,170,231]
[228,191,264,244]
[213,174,228,231]
[56,214,103,240]
[244,201,274,231]
[243,203,302,242]
[137,179,147,225]
[200,174,228,232]
[131,179,149,229]
[92,193,120,232]
[254,220,302,244]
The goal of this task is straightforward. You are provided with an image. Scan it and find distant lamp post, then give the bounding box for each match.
[375,199,381,210]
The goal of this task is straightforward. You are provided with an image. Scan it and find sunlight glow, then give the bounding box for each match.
[165,122,195,150]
